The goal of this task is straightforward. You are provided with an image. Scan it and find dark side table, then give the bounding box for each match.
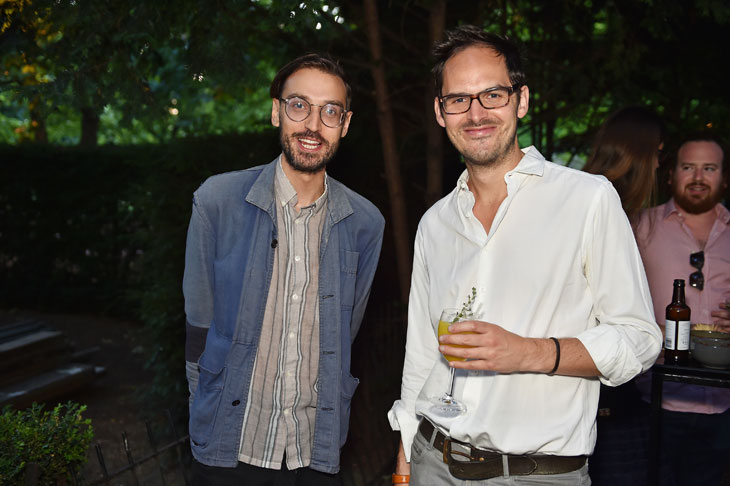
[648,360,730,485]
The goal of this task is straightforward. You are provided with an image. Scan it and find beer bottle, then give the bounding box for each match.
[665,279,690,365]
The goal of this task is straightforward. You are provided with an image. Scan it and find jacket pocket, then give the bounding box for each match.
[189,363,226,448]
[339,372,360,447]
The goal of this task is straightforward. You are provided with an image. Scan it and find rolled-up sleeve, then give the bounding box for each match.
[577,183,662,386]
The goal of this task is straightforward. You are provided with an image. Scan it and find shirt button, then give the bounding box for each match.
[271,239,278,248]
[289,333,295,339]
[292,294,299,301]
[294,255,301,262]
[232,400,241,406]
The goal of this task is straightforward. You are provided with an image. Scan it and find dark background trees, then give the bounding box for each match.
[2,1,730,479]
[4,0,730,288]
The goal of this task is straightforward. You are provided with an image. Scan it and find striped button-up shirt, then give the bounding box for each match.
[238,160,327,469]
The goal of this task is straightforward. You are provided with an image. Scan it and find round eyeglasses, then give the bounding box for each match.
[280,96,347,128]
[439,84,520,115]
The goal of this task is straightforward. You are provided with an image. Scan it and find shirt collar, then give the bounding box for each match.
[662,199,680,220]
[275,156,328,212]
[456,145,546,192]
[665,198,730,224]
[510,146,546,177]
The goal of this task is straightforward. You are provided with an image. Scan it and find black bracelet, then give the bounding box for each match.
[548,337,560,375]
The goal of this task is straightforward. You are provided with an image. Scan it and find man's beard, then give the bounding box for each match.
[673,182,723,214]
[280,128,339,174]
[451,118,517,168]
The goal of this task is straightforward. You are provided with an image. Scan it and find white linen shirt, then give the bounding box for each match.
[388,146,662,460]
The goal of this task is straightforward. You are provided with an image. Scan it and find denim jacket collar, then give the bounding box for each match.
[245,156,354,225]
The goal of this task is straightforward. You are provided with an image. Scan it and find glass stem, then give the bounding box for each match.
[443,368,456,403]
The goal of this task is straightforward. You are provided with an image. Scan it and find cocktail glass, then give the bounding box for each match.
[428,308,474,418]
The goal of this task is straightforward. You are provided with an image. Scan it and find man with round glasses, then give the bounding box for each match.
[634,132,730,485]
[183,53,384,485]
[388,25,661,485]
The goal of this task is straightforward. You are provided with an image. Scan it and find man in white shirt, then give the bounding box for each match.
[388,25,662,485]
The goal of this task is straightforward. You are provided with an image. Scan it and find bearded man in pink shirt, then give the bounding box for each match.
[635,132,730,485]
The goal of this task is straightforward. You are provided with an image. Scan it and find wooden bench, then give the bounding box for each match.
[0,320,103,408]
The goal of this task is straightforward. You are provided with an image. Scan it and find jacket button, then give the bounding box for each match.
[271,239,278,248]
[232,400,241,406]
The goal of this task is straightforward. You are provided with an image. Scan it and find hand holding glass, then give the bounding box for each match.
[429,308,475,417]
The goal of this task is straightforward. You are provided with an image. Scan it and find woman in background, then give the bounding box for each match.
[583,105,665,486]
[583,106,665,223]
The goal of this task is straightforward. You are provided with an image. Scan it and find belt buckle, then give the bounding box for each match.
[442,438,450,464]
[442,437,475,463]
[443,441,504,481]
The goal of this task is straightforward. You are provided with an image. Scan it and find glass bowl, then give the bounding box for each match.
[691,330,730,369]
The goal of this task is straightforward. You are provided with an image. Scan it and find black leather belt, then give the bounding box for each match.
[418,419,587,480]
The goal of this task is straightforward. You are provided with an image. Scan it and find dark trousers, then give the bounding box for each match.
[189,457,342,486]
[590,402,650,486]
[659,407,730,486]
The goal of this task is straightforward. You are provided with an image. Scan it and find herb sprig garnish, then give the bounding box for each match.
[454,287,476,322]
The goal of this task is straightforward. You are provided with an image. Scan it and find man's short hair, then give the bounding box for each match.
[432,25,526,96]
[269,53,351,109]
[675,131,726,170]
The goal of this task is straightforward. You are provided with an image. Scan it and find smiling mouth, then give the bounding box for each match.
[463,125,497,137]
[296,135,324,151]
[687,184,709,193]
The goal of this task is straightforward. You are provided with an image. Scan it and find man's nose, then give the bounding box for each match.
[305,108,323,131]
[467,98,490,122]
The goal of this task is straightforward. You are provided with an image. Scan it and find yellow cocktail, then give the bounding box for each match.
[438,319,474,361]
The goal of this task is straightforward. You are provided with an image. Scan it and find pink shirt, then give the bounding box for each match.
[635,199,730,413]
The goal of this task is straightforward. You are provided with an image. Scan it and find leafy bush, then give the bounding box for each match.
[0,401,94,485]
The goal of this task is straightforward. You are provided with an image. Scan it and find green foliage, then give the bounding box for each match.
[0,0,347,144]
[0,401,93,485]
[2,0,730,156]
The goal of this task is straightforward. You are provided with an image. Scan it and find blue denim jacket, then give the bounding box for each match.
[183,158,384,473]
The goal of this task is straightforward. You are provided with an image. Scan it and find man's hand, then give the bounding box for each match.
[394,440,410,484]
[438,320,600,376]
[711,300,730,330]
[438,319,553,373]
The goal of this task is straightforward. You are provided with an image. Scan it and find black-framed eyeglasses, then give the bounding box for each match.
[439,84,521,115]
[280,96,347,128]
[689,250,704,290]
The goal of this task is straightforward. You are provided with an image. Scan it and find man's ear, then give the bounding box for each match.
[271,99,280,127]
[434,97,446,128]
[517,85,529,119]
[339,111,353,138]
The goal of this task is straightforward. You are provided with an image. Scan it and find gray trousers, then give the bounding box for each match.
[410,425,591,486]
